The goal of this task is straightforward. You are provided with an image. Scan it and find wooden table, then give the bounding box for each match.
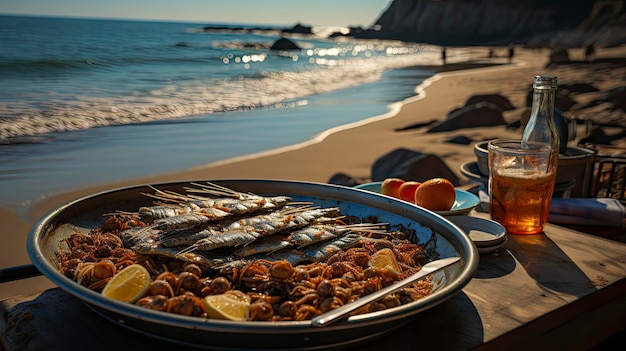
[2,213,625,351]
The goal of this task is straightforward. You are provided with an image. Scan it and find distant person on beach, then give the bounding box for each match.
[488,48,494,58]
[508,45,515,62]
[441,47,447,65]
[585,43,595,61]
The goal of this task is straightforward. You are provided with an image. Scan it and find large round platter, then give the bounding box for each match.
[28,179,478,351]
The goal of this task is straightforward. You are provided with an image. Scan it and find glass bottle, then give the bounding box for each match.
[522,75,559,173]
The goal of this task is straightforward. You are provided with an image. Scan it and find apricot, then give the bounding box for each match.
[398,181,422,202]
[414,178,456,211]
[380,178,405,198]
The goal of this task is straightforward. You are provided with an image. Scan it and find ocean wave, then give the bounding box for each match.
[0,58,93,73]
[0,47,441,142]
[0,52,228,75]
[0,53,437,141]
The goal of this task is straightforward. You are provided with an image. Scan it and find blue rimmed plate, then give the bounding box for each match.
[354,181,480,216]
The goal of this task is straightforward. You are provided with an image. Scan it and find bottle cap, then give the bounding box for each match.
[533,75,557,89]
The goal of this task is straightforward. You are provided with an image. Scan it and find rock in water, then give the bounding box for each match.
[270,38,300,51]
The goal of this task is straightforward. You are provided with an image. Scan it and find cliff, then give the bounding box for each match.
[359,0,626,47]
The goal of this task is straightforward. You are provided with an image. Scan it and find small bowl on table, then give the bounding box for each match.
[446,215,508,254]
[354,181,480,216]
[473,141,490,177]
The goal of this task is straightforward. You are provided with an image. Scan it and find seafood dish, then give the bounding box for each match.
[28,179,477,350]
[56,182,440,322]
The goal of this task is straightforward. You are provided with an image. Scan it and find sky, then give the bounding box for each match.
[0,0,392,28]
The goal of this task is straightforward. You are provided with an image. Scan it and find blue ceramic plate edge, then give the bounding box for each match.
[353,182,480,216]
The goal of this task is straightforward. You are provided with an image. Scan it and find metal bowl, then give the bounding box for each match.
[28,179,478,350]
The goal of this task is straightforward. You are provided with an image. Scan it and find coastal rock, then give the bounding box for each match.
[555,93,578,112]
[580,86,626,111]
[282,23,313,35]
[371,148,460,186]
[328,26,365,38]
[605,87,626,112]
[368,0,597,45]
[364,0,626,47]
[270,38,301,51]
[201,24,314,36]
[520,109,531,127]
[578,127,626,146]
[465,94,515,111]
[426,102,506,133]
[506,120,523,130]
[525,89,578,111]
[328,172,359,187]
[446,135,473,145]
[559,82,600,94]
[394,119,439,131]
[547,47,572,65]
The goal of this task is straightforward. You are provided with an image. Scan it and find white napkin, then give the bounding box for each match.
[548,198,625,226]
[477,187,625,226]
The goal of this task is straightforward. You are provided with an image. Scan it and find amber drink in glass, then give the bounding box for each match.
[488,140,556,235]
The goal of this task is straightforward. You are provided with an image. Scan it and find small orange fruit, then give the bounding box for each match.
[398,181,421,202]
[381,178,405,198]
[414,178,456,211]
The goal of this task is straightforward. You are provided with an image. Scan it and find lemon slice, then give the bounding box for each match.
[368,248,401,278]
[101,264,151,303]
[203,294,250,321]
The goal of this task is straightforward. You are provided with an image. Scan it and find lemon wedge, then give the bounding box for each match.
[203,294,250,321]
[101,264,151,303]
[368,248,401,278]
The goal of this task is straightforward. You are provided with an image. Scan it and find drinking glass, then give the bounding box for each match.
[488,139,556,234]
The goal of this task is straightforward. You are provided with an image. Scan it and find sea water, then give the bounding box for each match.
[0,15,446,207]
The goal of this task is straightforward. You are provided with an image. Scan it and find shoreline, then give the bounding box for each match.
[3,46,625,299]
[0,54,459,210]
[26,57,527,220]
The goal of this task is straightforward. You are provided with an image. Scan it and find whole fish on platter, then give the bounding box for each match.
[232,222,389,258]
[214,232,363,272]
[136,182,292,223]
[177,206,343,253]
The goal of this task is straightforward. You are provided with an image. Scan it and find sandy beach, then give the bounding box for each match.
[2,45,625,299]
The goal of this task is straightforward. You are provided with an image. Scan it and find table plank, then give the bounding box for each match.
[2,221,625,350]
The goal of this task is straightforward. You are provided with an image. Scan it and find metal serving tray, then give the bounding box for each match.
[28,179,478,350]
